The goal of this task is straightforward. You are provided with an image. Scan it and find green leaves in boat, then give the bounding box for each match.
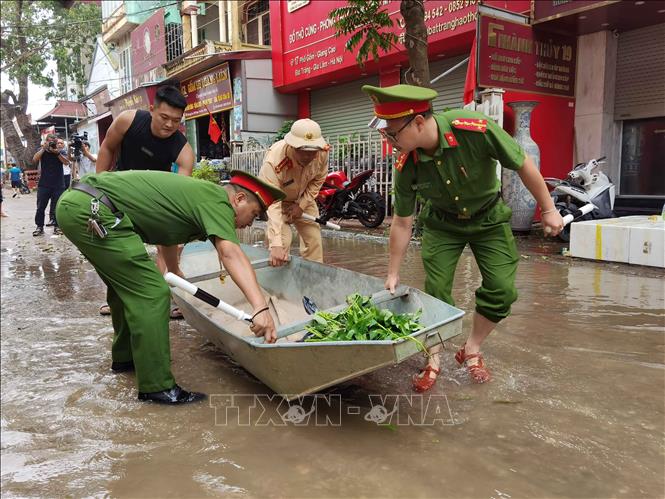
[304,293,424,345]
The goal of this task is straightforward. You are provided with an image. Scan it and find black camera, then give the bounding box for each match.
[70,132,89,157]
[48,141,57,149]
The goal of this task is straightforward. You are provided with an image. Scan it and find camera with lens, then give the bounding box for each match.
[70,132,89,157]
[48,140,57,149]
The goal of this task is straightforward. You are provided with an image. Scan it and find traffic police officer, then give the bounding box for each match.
[259,119,329,267]
[56,170,285,404]
[362,84,563,392]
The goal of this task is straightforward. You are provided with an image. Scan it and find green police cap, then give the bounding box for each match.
[362,84,438,120]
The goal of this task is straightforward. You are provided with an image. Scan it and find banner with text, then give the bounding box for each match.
[180,63,233,120]
[280,0,481,86]
[477,15,577,97]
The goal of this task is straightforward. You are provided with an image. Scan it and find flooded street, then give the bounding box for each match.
[2,194,664,498]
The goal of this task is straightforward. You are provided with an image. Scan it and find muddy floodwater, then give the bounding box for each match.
[1,195,664,498]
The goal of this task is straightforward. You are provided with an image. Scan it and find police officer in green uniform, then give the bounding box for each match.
[362,84,564,392]
[56,170,286,404]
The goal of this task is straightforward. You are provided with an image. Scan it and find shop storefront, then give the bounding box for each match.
[268,0,582,181]
[105,84,160,118]
[532,0,665,212]
[180,63,234,160]
[164,41,297,158]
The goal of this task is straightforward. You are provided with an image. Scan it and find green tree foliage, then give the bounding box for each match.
[1,0,101,167]
[329,0,429,87]
[273,119,295,143]
[329,0,398,68]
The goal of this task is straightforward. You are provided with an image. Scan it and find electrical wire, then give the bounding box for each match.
[0,2,179,30]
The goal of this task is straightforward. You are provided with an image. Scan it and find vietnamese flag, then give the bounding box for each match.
[208,113,222,144]
[463,35,477,105]
[205,105,222,144]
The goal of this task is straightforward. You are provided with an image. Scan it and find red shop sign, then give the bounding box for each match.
[477,15,577,97]
[180,63,233,120]
[278,0,480,87]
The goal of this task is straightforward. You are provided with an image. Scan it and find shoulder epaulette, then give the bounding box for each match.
[274,157,292,174]
[394,150,418,172]
[451,118,487,133]
[395,152,409,172]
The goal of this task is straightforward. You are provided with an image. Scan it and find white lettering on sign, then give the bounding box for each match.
[287,0,309,13]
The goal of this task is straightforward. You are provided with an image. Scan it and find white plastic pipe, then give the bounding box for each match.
[164,272,252,322]
[301,213,341,230]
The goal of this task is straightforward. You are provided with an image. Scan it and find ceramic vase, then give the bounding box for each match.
[502,101,540,232]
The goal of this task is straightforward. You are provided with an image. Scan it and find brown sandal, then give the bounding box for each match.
[412,365,441,393]
[455,343,491,383]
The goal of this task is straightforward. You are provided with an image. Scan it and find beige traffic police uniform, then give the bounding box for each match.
[259,140,328,262]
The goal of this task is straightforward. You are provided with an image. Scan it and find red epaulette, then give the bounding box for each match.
[451,118,487,133]
[394,150,418,172]
[274,157,292,174]
[444,132,459,147]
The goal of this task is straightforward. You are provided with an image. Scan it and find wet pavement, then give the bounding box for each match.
[2,191,664,498]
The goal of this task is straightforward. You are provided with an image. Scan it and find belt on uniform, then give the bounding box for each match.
[434,192,502,221]
[70,180,122,217]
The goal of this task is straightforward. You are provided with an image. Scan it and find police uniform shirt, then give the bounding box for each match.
[259,140,328,247]
[393,109,526,218]
[79,170,239,246]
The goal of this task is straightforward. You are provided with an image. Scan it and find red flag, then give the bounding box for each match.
[206,106,222,144]
[463,35,477,105]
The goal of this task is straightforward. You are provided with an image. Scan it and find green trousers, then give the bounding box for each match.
[420,200,519,324]
[56,189,175,393]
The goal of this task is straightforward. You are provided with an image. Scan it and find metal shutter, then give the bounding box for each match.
[615,23,665,120]
[429,55,467,113]
[310,76,379,140]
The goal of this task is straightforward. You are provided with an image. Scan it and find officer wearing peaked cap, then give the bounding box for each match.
[259,119,329,267]
[55,169,285,404]
[362,83,563,391]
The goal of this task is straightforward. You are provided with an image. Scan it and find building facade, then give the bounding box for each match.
[268,0,664,211]
[96,0,295,162]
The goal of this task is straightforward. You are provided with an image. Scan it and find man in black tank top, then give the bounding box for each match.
[97,80,194,175]
[95,80,195,318]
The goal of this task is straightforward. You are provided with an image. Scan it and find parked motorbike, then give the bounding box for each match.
[316,169,386,228]
[544,156,615,241]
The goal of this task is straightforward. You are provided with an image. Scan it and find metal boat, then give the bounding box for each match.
[173,241,464,399]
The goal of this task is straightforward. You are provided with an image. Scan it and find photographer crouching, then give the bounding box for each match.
[32,133,70,236]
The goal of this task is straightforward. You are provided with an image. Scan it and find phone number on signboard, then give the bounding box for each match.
[425,0,477,21]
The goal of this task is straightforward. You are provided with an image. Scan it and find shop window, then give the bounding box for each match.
[620,117,665,196]
[243,0,270,45]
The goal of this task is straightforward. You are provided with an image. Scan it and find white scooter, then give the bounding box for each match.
[544,156,616,241]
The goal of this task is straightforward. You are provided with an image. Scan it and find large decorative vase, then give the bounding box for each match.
[502,101,541,232]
